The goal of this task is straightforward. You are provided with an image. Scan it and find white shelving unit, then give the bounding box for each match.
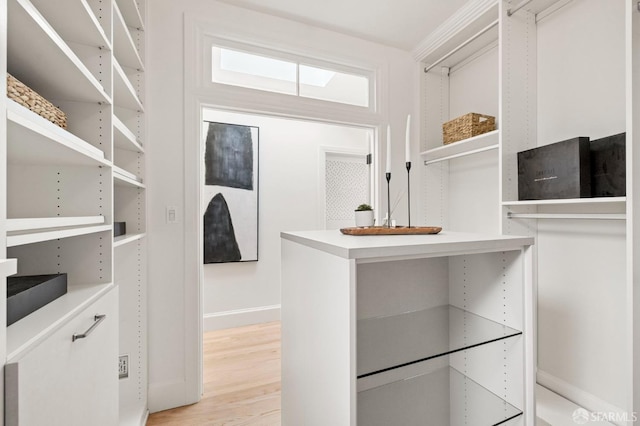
[281,230,535,425]
[416,0,640,422]
[417,0,501,235]
[1,0,148,424]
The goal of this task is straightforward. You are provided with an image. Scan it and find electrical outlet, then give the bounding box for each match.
[119,355,129,379]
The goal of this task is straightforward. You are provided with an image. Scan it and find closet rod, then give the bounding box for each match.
[423,144,498,165]
[507,0,533,16]
[423,19,498,73]
[507,212,626,220]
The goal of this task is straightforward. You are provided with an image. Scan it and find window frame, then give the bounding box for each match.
[203,36,377,112]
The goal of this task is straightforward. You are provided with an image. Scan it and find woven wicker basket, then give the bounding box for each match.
[442,112,495,145]
[7,73,67,129]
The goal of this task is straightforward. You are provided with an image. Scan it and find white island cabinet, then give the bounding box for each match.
[281,230,535,425]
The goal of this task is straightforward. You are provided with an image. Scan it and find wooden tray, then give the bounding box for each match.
[340,226,442,236]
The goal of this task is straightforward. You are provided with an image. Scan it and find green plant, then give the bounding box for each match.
[355,203,372,211]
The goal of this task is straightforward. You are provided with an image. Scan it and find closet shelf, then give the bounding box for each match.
[7,216,104,232]
[507,212,626,221]
[502,197,626,207]
[114,115,144,153]
[29,0,110,50]
[421,130,499,165]
[7,0,111,104]
[7,222,111,247]
[115,0,144,31]
[114,232,146,248]
[6,282,115,361]
[113,1,144,71]
[0,258,18,278]
[358,367,522,426]
[114,59,144,112]
[114,166,145,189]
[7,100,109,167]
[357,305,521,378]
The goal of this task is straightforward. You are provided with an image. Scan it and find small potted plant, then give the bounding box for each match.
[355,203,374,227]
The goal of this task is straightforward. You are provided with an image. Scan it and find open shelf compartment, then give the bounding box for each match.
[114,59,144,112]
[114,115,143,153]
[113,0,144,71]
[7,0,110,104]
[358,366,522,426]
[7,100,109,167]
[114,165,144,189]
[357,305,521,378]
[28,0,110,50]
[116,0,144,30]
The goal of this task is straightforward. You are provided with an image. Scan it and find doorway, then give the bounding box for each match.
[200,107,374,332]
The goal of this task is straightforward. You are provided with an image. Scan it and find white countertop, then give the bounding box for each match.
[281,230,534,260]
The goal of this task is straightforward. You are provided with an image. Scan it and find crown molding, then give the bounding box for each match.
[412,0,498,62]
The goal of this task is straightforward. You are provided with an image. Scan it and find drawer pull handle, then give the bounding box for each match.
[72,314,106,342]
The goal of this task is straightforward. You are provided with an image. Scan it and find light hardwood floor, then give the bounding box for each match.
[147,321,282,426]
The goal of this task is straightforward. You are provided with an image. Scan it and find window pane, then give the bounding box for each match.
[299,65,369,107]
[212,47,297,95]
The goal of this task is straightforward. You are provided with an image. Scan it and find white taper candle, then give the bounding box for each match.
[386,124,391,173]
[405,114,411,163]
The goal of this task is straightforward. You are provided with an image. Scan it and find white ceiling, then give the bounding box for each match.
[217,0,470,51]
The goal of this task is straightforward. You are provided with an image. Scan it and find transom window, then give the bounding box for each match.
[211,46,372,108]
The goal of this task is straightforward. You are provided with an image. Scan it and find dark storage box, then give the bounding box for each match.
[591,132,626,197]
[518,137,591,200]
[114,222,126,237]
[7,273,67,326]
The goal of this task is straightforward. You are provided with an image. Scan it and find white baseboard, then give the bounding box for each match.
[140,410,149,426]
[203,304,281,331]
[536,384,615,426]
[148,380,199,413]
[537,370,623,424]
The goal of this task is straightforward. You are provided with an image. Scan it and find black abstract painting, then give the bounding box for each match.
[203,122,259,263]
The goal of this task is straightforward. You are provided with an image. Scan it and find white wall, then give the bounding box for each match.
[202,110,367,330]
[147,0,418,412]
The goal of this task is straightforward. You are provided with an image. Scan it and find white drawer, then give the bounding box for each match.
[5,287,119,426]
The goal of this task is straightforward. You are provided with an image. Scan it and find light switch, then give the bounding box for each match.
[166,206,178,224]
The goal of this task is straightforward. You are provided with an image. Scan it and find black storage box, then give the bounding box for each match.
[7,273,67,326]
[114,221,126,237]
[591,132,626,197]
[518,137,591,200]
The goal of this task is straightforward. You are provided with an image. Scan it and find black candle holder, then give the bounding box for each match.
[406,161,412,228]
[386,172,391,228]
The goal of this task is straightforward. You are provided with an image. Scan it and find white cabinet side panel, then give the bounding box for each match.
[281,239,355,426]
[627,0,640,415]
